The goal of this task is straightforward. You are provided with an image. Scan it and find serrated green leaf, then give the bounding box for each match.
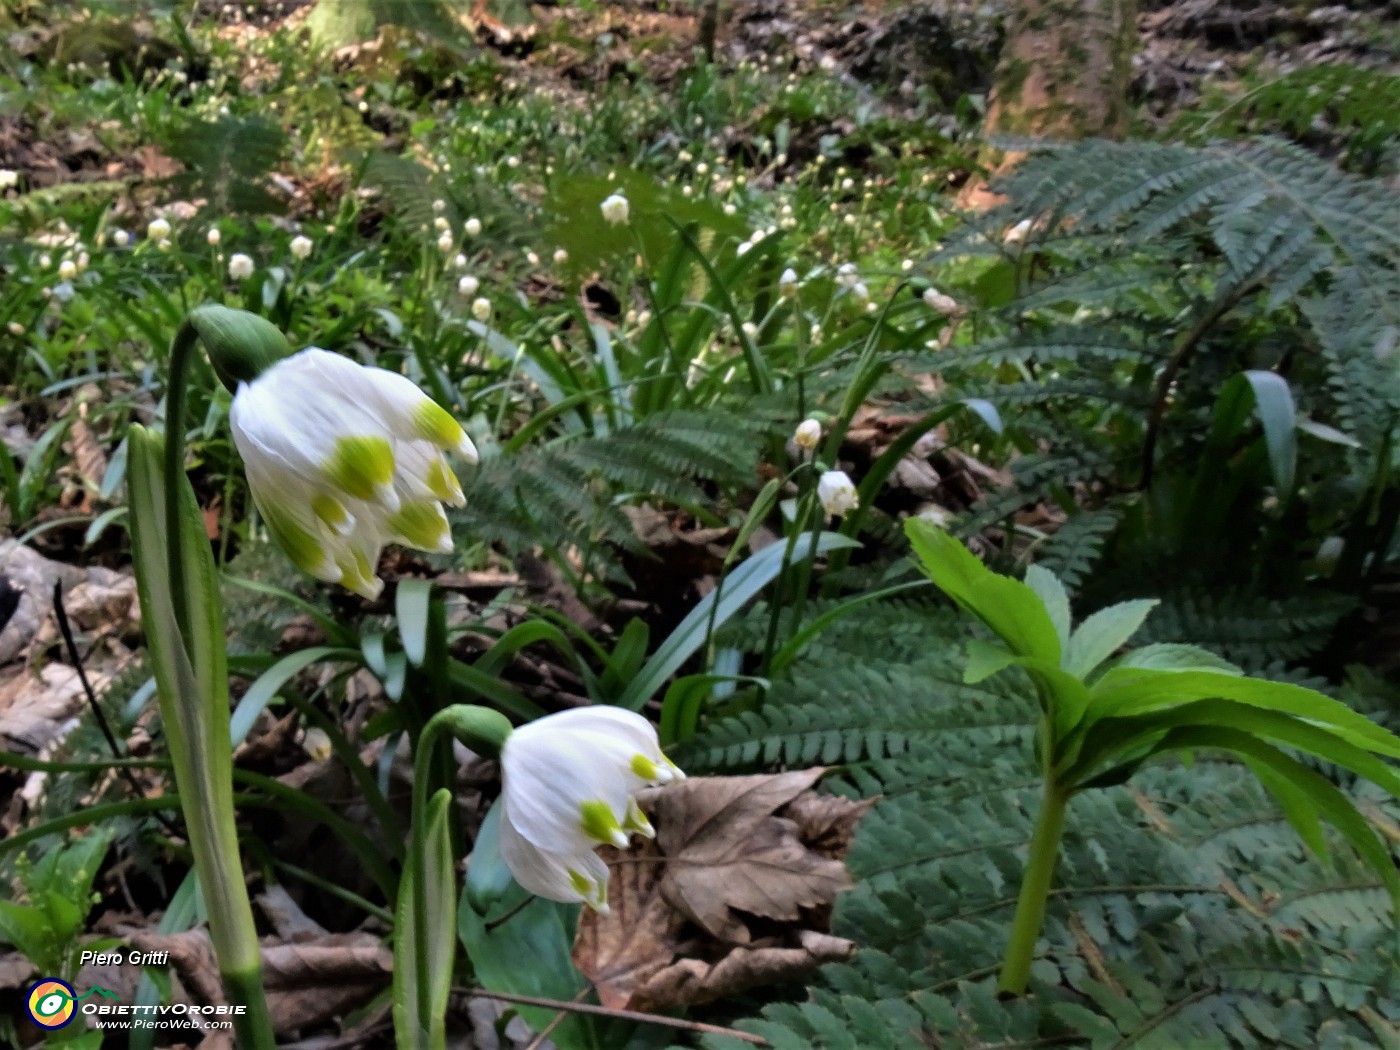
[1064,599,1159,678]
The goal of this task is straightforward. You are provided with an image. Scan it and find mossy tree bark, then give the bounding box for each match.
[961,0,1139,209]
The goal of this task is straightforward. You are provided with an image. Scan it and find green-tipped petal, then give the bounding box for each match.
[579,799,630,849]
[388,501,453,554]
[326,435,396,506]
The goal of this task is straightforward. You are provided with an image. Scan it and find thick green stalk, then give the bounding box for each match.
[401,705,513,1050]
[998,780,1069,995]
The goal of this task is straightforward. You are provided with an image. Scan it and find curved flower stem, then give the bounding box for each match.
[405,705,514,1049]
[148,318,275,1049]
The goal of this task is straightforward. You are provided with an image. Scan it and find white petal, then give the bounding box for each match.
[499,798,612,910]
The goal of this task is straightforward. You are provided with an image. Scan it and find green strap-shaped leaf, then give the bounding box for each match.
[393,788,457,1050]
[615,531,860,710]
[397,579,434,667]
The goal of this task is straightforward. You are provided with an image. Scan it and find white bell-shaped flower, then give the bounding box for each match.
[229,347,478,600]
[499,707,683,912]
[818,469,859,518]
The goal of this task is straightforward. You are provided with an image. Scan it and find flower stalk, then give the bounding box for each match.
[127,308,291,1049]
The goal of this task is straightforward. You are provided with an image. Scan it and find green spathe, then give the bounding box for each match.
[187,304,291,392]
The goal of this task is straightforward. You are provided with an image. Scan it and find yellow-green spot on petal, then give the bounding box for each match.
[425,456,464,504]
[389,502,450,553]
[415,400,466,450]
[326,435,394,502]
[579,800,629,848]
[568,868,608,911]
[263,504,334,579]
[337,547,381,600]
[623,798,654,838]
[312,493,351,533]
[631,754,661,780]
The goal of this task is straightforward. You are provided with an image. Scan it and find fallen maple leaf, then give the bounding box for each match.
[572,768,870,1011]
[651,768,858,945]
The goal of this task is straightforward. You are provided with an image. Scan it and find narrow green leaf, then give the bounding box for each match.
[1109,643,1242,675]
[1242,369,1297,498]
[615,532,859,710]
[230,647,356,746]
[397,579,433,667]
[393,788,456,1050]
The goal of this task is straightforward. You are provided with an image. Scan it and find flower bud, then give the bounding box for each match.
[922,287,962,316]
[228,253,254,279]
[186,304,292,394]
[794,418,821,449]
[290,235,313,260]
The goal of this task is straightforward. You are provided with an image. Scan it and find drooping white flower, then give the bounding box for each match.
[553,248,568,264]
[794,418,822,449]
[229,348,478,600]
[228,253,255,279]
[206,227,221,246]
[817,470,859,518]
[922,287,961,316]
[600,193,629,225]
[112,230,130,248]
[0,169,17,189]
[290,235,313,260]
[458,274,480,297]
[58,259,77,281]
[499,707,683,912]
[464,217,482,237]
[1004,218,1032,246]
[436,230,454,253]
[471,297,491,322]
[779,268,799,298]
[147,217,172,241]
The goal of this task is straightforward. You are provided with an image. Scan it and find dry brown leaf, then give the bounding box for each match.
[572,769,870,1012]
[66,416,108,504]
[571,836,683,1009]
[123,927,392,1035]
[626,930,854,1013]
[651,768,855,945]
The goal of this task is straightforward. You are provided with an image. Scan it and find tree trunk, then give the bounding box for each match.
[961,0,1138,209]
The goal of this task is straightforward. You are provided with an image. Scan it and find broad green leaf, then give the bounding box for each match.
[964,639,1018,685]
[1063,599,1159,679]
[1063,698,1400,799]
[615,531,859,710]
[1248,760,1328,858]
[1024,565,1071,652]
[1166,726,1400,907]
[905,520,1061,667]
[1085,669,1400,759]
[393,788,456,1050]
[1109,643,1242,676]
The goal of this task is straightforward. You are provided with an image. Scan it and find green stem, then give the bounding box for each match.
[157,319,276,1050]
[998,781,1069,996]
[224,968,276,1049]
[404,705,513,1050]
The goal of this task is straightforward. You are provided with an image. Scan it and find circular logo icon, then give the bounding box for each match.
[26,978,77,1029]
